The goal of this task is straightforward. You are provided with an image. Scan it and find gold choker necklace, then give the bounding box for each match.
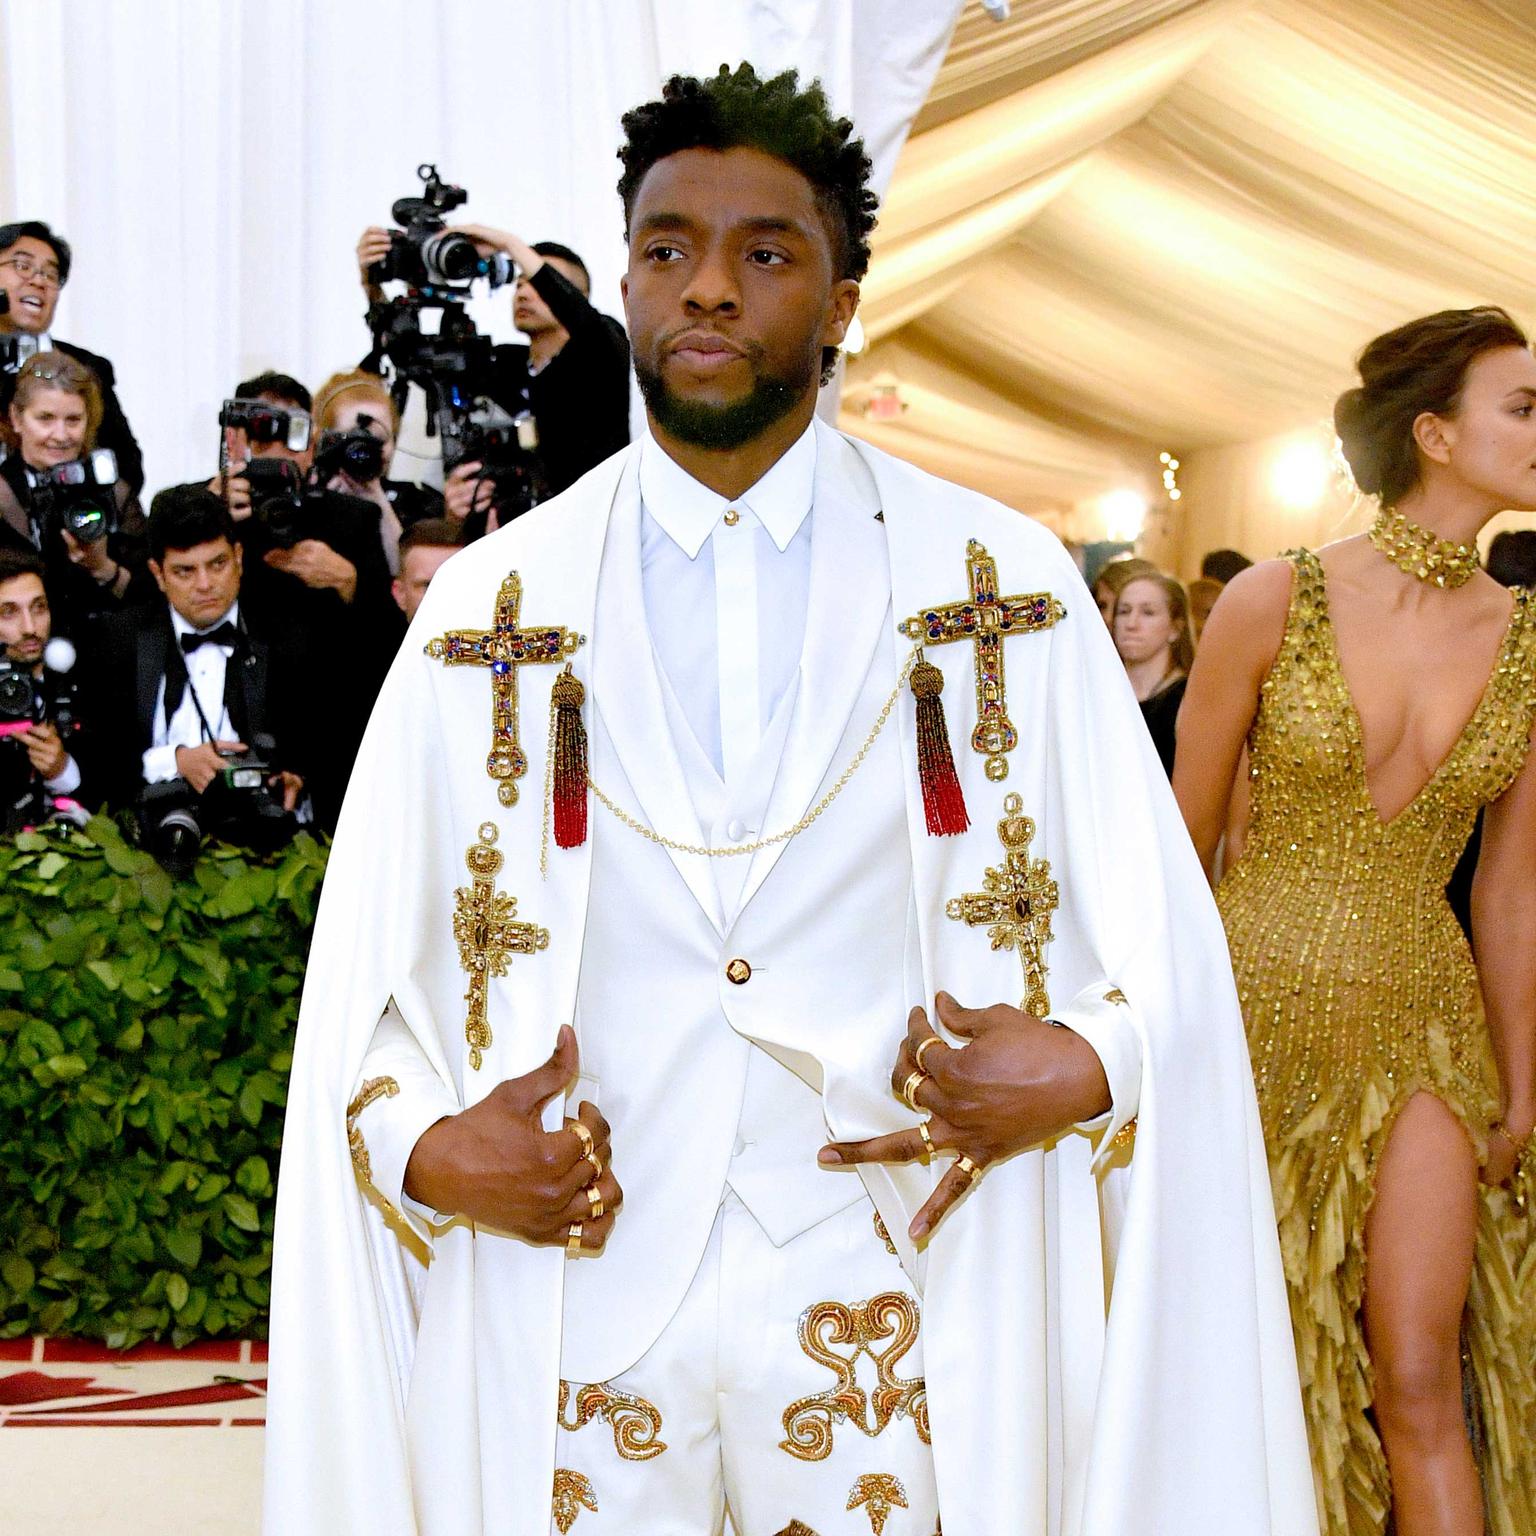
[1368,508,1479,589]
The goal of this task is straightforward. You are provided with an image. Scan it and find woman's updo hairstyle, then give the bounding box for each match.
[1334,306,1528,506]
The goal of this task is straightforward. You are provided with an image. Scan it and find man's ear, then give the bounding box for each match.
[148,559,168,597]
[821,279,861,351]
[390,579,407,615]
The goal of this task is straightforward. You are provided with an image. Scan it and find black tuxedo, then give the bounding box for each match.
[87,602,316,820]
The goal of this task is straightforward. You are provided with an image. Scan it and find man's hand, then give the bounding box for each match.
[819,992,1111,1244]
[404,1025,622,1252]
[206,467,253,521]
[452,223,541,276]
[175,738,248,794]
[19,722,68,780]
[443,461,490,523]
[274,770,304,813]
[264,540,358,603]
[357,226,393,288]
[61,528,117,582]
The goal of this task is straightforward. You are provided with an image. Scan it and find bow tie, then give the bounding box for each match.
[180,622,240,654]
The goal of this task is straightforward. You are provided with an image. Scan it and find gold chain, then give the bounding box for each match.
[560,648,919,860]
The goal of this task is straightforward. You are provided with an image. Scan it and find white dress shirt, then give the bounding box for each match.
[141,601,240,784]
[637,424,815,789]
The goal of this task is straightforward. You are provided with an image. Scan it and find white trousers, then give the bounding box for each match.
[553,1190,939,1536]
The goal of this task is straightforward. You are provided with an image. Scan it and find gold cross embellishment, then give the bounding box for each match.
[899,539,1064,781]
[426,571,585,807]
[947,793,1059,1017]
[453,822,549,1070]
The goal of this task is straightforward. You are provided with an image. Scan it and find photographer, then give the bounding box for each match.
[356,222,630,530]
[0,220,144,495]
[0,548,93,831]
[391,517,462,627]
[0,352,151,641]
[89,490,309,840]
[313,369,445,573]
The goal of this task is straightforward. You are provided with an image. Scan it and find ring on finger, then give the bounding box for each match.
[914,1034,943,1074]
[582,1146,603,1179]
[585,1184,604,1220]
[954,1153,982,1185]
[568,1119,594,1154]
[566,1221,583,1257]
[917,1118,936,1167]
[900,1069,929,1113]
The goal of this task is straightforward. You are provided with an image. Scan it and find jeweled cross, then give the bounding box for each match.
[946,793,1059,1016]
[453,822,549,1070]
[899,539,1064,781]
[426,571,584,807]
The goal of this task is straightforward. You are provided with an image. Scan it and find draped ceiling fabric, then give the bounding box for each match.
[0,0,959,496]
[842,0,1536,567]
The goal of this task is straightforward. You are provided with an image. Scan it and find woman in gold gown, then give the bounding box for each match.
[1176,308,1536,1536]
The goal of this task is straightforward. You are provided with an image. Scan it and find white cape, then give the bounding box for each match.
[264,426,1317,1535]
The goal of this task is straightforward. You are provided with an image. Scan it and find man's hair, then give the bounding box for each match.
[532,241,590,292]
[1487,529,1536,589]
[1200,548,1253,584]
[0,547,47,590]
[235,370,312,413]
[0,220,72,285]
[399,518,464,558]
[617,63,878,284]
[149,486,237,564]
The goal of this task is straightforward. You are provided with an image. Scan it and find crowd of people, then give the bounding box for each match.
[0,214,632,842]
[5,74,1536,1534]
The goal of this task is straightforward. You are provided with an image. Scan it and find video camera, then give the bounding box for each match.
[363,164,545,519]
[313,424,386,486]
[29,449,120,545]
[137,734,296,876]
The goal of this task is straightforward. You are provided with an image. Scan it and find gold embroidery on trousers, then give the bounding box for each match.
[780,1293,929,1461]
[344,1077,398,1185]
[425,570,585,808]
[848,1474,909,1535]
[557,1380,668,1461]
[946,793,1059,1016]
[873,1212,898,1257]
[551,1468,597,1532]
[453,822,549,1070]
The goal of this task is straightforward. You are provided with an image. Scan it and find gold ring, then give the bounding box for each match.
[585,1184,604,1220]
[583,1147,603,1179]
[917,1118,936,1166]
[566,1221,583,1256]
[900,1069,929,1112]
[954,1153,982,1184]
[568,1119,594,1153]
[914,1034,943,1073]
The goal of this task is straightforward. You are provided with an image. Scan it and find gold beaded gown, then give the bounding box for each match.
[1216,550,1536,1536]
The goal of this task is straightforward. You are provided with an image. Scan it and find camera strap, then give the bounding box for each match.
[165,624,240,744]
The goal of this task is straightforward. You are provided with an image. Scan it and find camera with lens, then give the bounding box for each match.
[0,293,18,376]
[368,163,511,292]
[136,734,296,875]
[439,404,546,515]
[219,397,312,454]
[241,458,310,549]
[314,424,386,486]
[30,449,120,545]
[0,638,83,833]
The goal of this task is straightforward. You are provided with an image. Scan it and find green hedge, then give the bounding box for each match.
[0,817,327,1346]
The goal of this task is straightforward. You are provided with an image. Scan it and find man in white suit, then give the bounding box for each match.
[264,63,1316,1536]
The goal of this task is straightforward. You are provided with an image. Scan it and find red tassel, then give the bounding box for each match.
[910,657,969,836]
[551,666,589,850]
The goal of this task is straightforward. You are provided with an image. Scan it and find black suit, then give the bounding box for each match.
[88,602,314,819]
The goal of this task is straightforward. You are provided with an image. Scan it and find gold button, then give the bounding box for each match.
[725,957,752,985]
[722,508,740,527]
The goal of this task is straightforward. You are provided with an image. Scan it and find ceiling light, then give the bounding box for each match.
[1270,436,1332,511]
[1100,489,1148,542]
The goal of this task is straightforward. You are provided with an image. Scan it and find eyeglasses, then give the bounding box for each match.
[0,255,63,288]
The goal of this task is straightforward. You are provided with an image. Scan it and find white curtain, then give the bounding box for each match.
[0,0,960,497]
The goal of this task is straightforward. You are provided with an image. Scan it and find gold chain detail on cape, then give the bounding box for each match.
[573,648,919,860]
[345,1076,398,1185]
[1368,507,1479,589]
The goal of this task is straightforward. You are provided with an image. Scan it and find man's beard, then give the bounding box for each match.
[635,343,817,451]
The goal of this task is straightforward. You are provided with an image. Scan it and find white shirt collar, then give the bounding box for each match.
[168,599,241,642]
[638,421,816,559]
[15,332,51,363]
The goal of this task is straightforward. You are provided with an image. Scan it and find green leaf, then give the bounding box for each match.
[222,1193,261,1232]
[114,1019,144,1051]
[165,1273,190,1312]
[235,1156,271,1197]
[85,959,121,992]
[35,852,68,880]
[164,1229,202,1269]
[2,1254,35,1295]
[0,968,23,991]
